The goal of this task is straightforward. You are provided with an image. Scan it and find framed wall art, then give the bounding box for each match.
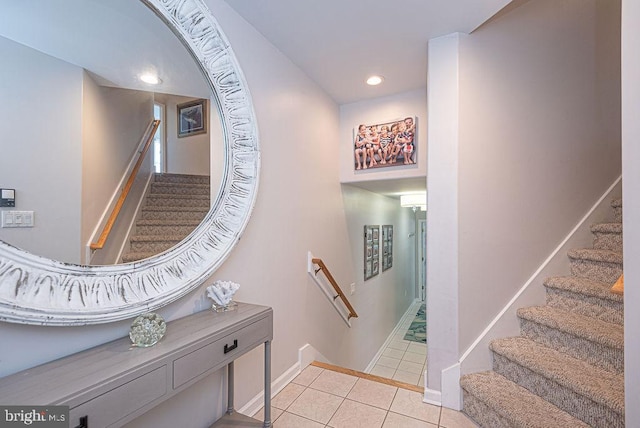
[177,99,207,137]
[382,225,393,271]
[364,225,380,280]
[354,116,416,171]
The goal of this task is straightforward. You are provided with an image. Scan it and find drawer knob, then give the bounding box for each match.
[224,339,238,354]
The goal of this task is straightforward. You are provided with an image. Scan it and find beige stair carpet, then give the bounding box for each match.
[121,173,210,263]
[461,198,624,428]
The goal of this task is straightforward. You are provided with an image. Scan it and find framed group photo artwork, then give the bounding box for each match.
[354,116,416,171]
[382,225,393,271]
[177,99,207,138]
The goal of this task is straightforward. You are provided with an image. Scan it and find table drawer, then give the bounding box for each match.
[173,317,270,389]
[69,365,167,428]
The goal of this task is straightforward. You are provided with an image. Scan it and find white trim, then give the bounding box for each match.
[440,176,622,408]
[364,299,421,373]
[459,175,622,364]
[240,361,301,417]
[423,384,442,406]
[441,363,461,410]
[85,121,156,264]
[114,173,155,263]
[240,343,326,417]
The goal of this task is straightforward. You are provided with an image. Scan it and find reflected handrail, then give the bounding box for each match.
[90,119,161,251]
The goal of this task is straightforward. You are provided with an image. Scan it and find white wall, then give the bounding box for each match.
[0,36,83,264]
[621,0,640,425]
[457,0,621,355]
[0,2,417,427]
[156,93,211,177]
[82,81,154,264]
[340,89,427,184]
[426,0,621,399]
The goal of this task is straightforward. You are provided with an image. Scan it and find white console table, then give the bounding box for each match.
[0,302,273,428]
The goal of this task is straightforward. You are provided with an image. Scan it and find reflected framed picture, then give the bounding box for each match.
[177,99,207,137]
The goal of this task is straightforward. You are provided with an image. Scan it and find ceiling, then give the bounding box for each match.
[0,0,210,99]
[221,0,514,198]
[223,0,512,105]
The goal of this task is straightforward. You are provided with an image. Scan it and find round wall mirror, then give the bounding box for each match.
[0,0,260,326]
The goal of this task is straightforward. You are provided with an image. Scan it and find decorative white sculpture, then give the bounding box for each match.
[207,281,240,312]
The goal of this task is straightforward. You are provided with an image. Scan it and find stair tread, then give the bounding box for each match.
[137,219,202,226]
[544,276,624,302]
[121,252,160,262]
[591,222,622,233]
[490,337,624,412]
[567,248,623,264]
[611,198,622,208]
[461,371,590,428]
[152,182,210,188]
[517,306,623,349]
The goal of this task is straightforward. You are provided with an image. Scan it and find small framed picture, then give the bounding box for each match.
[177,99,207,137]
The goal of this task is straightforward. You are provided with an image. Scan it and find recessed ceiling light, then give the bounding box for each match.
[140,73,161,85]
[366,75,384,86]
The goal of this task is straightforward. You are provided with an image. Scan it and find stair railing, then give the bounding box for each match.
[90,119,161,251]
[307,252,358,327]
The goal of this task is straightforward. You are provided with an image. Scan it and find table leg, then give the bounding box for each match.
[227,361,234,415]
[263,340,272,428]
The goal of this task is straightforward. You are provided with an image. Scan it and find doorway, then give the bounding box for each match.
[153,103,165,173]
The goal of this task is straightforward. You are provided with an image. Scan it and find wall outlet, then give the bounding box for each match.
[350,283,356,295]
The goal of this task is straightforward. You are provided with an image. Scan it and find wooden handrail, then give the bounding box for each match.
[311,258,358,320]
[611,274,624,295]
[90,119,161,251]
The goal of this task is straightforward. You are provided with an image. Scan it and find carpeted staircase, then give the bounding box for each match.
[121,173,210,263]
[461,198,624,427]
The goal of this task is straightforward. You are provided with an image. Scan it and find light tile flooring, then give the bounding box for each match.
[253,364,478,427]
[368,301,427,387]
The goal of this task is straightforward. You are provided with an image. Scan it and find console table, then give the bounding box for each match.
[0,302,273,428]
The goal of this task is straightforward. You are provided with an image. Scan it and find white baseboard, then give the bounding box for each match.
[239,344,327,417]
[364,299,421,373]
[423,382,442,406]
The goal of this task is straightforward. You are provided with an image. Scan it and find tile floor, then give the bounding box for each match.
[253,364,479,427]
[368,301,427,387]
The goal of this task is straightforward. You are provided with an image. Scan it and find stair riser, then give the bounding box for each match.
[613,206,622,223]
[592,233,622,252]
[492,353,623,428]
[136,225,199,236]
[131,241,180,253]
[569,259,622,284]
[145,197,210,208]
[154,176,209,185]
[150,183,210,195]
[519,318,623,374]
[545,289,623,325]
[140,210,207,221]
[461,391,513,428]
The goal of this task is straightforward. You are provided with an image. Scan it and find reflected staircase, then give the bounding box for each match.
[121,173,210,263]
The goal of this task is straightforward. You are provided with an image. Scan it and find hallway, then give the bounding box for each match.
[367,300,427,386]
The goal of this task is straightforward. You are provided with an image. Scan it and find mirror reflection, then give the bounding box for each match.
[0,0,224,265]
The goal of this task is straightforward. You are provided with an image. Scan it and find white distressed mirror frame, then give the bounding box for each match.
[0,0,259,326]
